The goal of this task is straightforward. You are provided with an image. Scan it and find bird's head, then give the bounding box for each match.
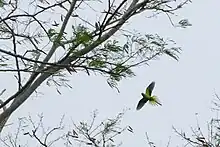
[141,93,145,97]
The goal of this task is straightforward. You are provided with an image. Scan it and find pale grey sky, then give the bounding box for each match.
[1,0,220,146]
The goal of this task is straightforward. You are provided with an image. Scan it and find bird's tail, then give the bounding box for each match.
[156,100,162,106]
[149,95,162,106]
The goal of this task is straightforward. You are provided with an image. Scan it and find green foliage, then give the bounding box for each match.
[0,0,187,93]
[104,40,123,53]
[110,64,134,81]
[72,25,93,47]
[0,0,4,7]
[72,32,181,90]
[0,0,192,139]
[88,58,106,68]
[48,28,58,41]
[178,19,192,28]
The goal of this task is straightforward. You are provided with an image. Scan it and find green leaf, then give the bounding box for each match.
[104,40,123,53]
[48,28,57,40]
[179,19,192,28]
[78,32,92,43]
[164,50,179,61]
[0,63,7,66]
[123,43,129,53]
[88,59,106,68]
[0,0,4,7]
[73,25,92,46]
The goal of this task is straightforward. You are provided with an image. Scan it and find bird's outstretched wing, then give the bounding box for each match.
[145,81,155,96]
[136,98,148,110]
[148,95,162,106]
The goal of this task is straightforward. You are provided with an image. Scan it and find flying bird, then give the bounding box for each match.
[136,81,162,110]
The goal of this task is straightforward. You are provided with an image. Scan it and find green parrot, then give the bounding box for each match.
[136,81,162,110]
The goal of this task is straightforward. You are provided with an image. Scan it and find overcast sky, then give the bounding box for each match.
[1,0,220,146]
